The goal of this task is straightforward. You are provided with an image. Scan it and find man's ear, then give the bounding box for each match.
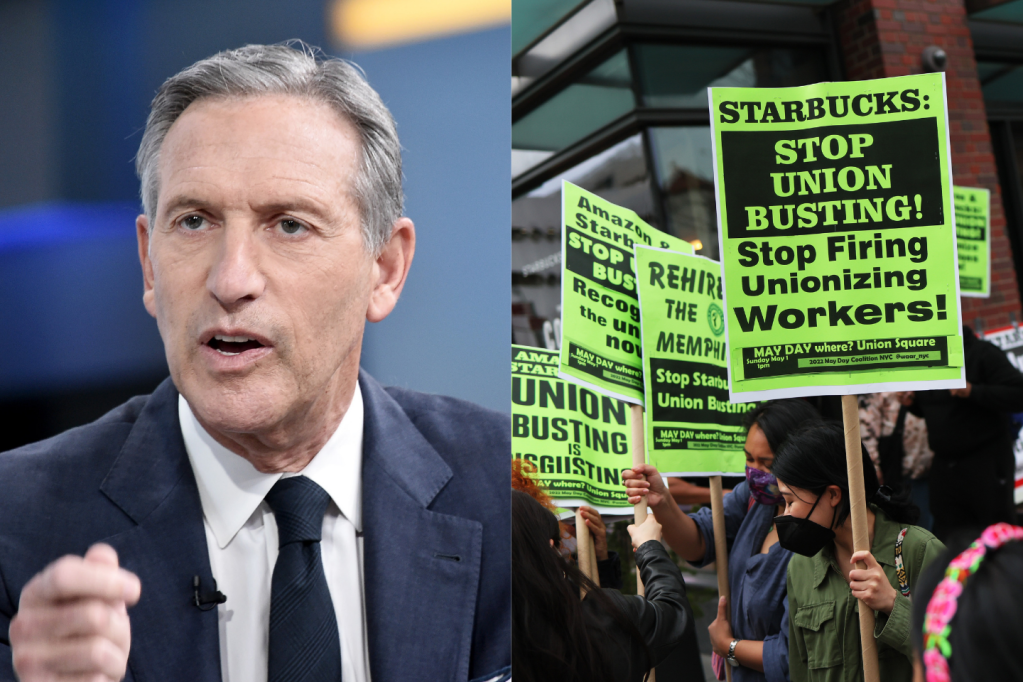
[137,215,157,318]
[367,217,415,323]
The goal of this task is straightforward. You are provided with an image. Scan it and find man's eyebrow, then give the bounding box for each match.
[160,195,216,218]
[252,198,335,220]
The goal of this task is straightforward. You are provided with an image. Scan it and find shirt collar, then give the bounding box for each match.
[810,505,898,586]
[811,545,832,588]
[179,383,364,549]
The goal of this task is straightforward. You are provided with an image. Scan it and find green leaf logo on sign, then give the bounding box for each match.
[708,303,725,337]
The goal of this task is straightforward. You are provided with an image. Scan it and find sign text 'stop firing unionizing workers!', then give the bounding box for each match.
[709,72,966,401]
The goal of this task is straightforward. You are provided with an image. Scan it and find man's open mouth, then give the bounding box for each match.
[206,335,266,356]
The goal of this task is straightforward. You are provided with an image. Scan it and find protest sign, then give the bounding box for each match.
[512,344,633,512]
[634,245,758,475]
[710,73,965,402]
[978,325,1023,504]
[559,181,693,405]
[954,186,990,298]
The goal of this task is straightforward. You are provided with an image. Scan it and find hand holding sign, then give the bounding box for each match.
[848,550,897,615]
[709,596,735,657]
[578,506,609,561]
[623,464,669,508]
[627,514,662,549]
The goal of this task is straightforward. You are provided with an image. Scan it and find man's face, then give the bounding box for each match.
[138,94,387,439]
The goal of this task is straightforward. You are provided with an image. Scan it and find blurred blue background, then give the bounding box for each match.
[0,0,509,449]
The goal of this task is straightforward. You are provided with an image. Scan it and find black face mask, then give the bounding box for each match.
[773,491,836,557]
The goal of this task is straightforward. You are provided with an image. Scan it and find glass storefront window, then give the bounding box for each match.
[512,50,634,174]
[634,44,830,109]
[512,0,589,55]
[512,134,654,347]
[648,126,718,259]
[978,61,1023,103]
[512,38,832,345]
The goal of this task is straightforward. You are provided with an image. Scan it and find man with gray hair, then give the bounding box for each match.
[0,42,509,682]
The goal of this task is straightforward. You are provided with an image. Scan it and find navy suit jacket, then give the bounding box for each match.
[0,371,510,681]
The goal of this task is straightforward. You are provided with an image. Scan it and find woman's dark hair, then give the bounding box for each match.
[771,421,919,527]
[742,399,823,455]
[512,491,646,682]
[911,536,1023,680]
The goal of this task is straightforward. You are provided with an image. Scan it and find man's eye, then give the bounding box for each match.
[279,219,305,235]
[182,215,206,230]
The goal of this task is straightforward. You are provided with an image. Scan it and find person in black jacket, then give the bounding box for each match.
[512,491,696,682]
[897,325,1023,542]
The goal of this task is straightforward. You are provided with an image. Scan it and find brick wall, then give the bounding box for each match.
[834,0,1022,331]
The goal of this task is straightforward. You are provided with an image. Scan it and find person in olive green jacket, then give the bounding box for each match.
[770,422,945,682]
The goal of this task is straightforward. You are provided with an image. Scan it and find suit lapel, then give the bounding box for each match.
[100,380,221,682]
[360,372,484,682]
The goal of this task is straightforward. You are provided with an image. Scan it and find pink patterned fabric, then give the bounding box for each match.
[857,393,934,479]
[923,522,1023,682]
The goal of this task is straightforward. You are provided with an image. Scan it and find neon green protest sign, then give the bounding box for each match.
[954,186,990,298]
[634,246,757,476]
[710,73,965,401]
[559,181,693,404]
[512,345,633,510]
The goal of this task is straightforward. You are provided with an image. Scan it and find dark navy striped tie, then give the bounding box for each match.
[265,476,342,682]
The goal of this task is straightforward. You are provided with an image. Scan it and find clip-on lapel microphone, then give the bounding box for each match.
[193,576,227,611]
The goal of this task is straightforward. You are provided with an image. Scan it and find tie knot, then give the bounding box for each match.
[264,476,331,546]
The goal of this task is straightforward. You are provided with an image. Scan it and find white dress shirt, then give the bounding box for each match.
[179,386,370,682]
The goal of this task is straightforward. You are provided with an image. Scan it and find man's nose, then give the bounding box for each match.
[208,225,266,308]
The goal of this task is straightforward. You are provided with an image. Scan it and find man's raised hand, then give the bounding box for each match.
[10,544,140,682]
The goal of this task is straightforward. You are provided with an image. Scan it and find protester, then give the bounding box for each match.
[910,522,1023,681]
[512,459,623,588]
[858,392,935,529]
[772,422,945,681]
[512,458,559,513]
[897,325,1023,542]
[624,399,821,681]
[511,491,697,682]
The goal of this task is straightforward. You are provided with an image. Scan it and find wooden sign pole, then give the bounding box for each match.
[629,404,649,595]
[629,404,655,682]
[575,507,595,599]
[841,395,880,682]
[709,476,733,682]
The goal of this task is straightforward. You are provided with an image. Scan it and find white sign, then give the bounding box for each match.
[978,324,1023,504]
